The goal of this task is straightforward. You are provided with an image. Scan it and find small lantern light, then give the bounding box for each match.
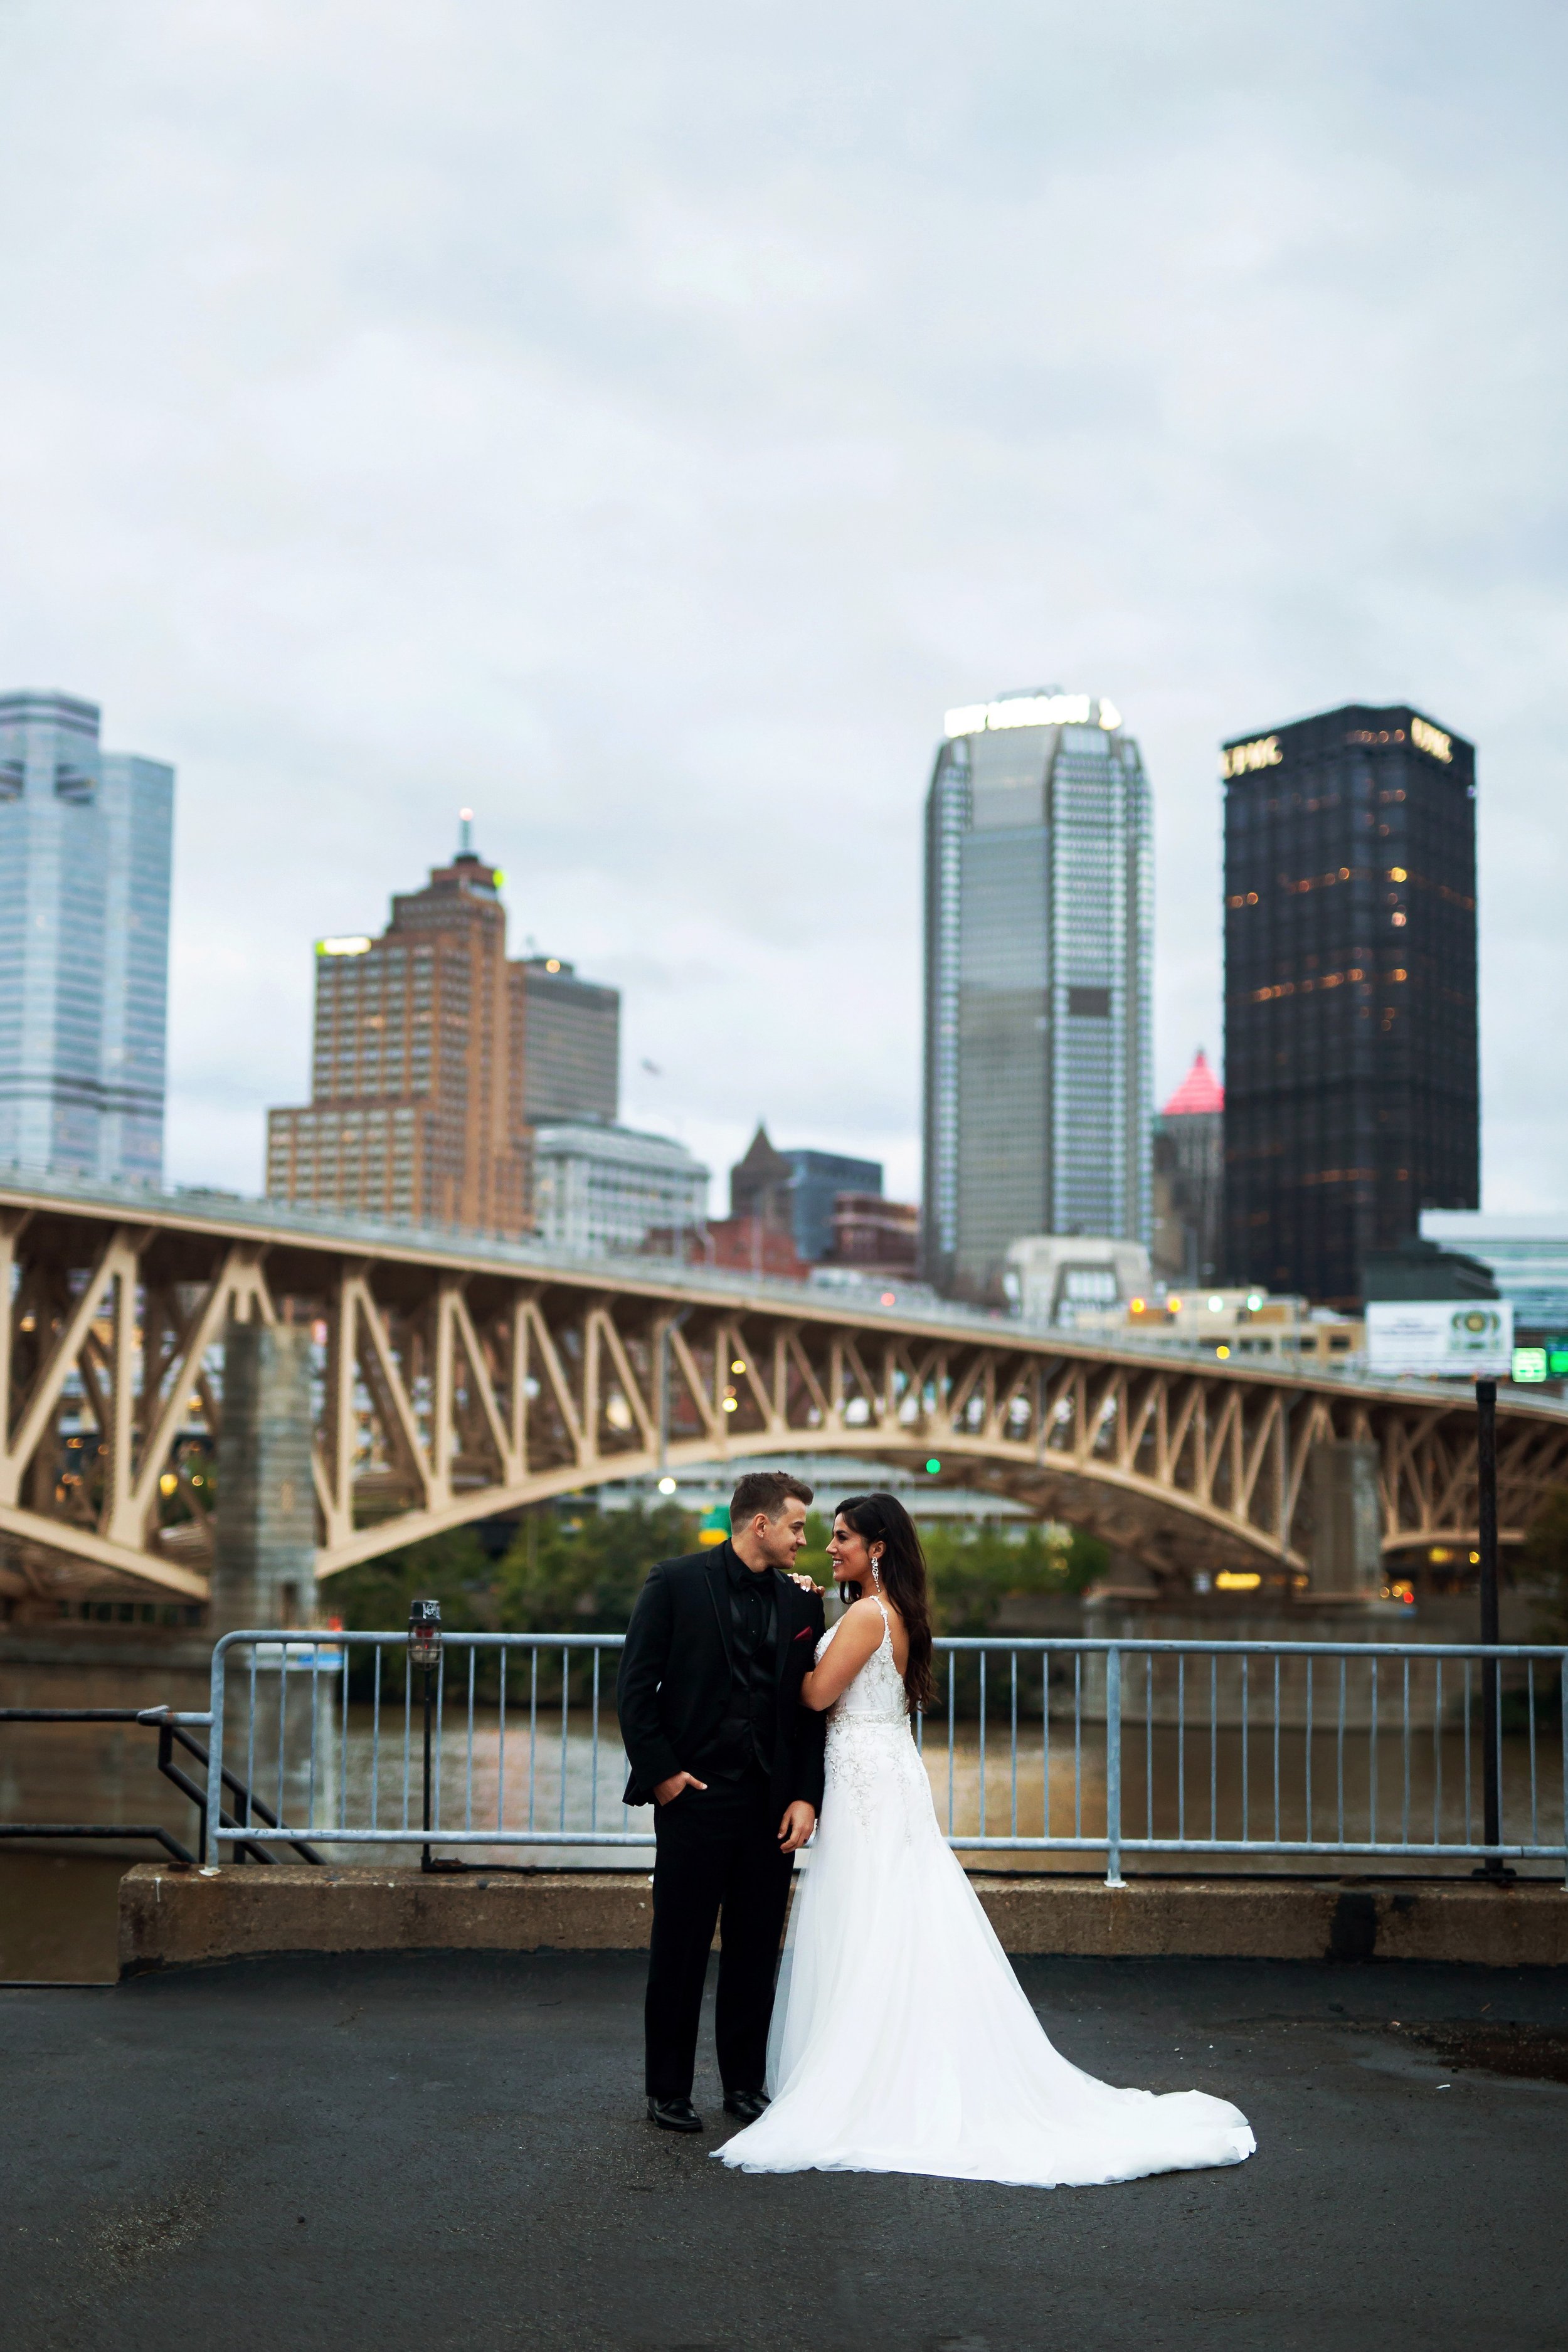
[408,1598,442,1671]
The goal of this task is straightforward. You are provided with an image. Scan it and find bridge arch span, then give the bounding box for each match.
[0,1180,1561,1608]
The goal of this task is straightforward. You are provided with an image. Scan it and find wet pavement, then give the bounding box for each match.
[3,1949,1565,2351]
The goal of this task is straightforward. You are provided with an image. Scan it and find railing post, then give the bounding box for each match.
[1474,1378,1512,1882]
[1104,1645,1124,1888]
[204,1640,227,1867]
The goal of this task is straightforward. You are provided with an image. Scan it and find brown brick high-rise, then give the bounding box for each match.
[267,830,529,1236]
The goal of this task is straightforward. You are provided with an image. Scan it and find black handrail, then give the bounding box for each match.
[0,1707,324,1865]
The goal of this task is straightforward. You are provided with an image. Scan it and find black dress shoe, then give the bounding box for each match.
[722,2089,770,2122]
[647,2095,703,2133]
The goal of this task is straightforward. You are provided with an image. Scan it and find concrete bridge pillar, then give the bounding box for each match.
[1309,1440,1382,1594]
[211,1322,317,1633]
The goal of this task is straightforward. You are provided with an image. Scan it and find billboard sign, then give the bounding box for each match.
[1365,1300,1513,1378]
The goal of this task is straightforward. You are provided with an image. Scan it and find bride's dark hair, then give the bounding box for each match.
[834,1491,936,1715]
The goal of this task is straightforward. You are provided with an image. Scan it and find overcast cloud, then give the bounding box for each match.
[0,1,1564,1215]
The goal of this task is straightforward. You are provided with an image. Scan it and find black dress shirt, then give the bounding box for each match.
[696,1546,779,1783]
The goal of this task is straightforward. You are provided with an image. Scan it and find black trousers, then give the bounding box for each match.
[644,1769,795,2102]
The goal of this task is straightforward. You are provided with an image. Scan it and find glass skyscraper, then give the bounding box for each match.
[922,691,1153,1302]
[0,692,174,1184]
[1222,702,1478,1307]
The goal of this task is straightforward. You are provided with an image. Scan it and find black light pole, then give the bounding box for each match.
[1473,1380,1510,1880]
[409,1599,442,1872]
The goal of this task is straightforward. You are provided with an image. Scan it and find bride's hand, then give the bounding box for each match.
[788,1572,820,1592]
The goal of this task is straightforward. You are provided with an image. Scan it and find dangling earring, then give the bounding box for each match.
[871,1551,884,1591]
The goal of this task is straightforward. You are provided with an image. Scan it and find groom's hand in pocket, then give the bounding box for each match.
[654,1771,706,1806]
[778,1801,815,1853]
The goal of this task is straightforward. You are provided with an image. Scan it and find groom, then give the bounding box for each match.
[617,1470,826,2132]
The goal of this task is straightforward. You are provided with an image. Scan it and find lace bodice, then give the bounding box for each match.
[818,1602,909,1725]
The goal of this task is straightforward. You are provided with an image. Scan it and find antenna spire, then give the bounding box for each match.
[458,807,474,858]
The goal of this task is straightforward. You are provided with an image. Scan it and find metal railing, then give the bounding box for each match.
[0,1705,324,1865]
[202,1630,1568,1883]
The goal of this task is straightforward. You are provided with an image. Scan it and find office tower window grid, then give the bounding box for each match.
[268,845,527,1236]
[0,692,172,1185]
[923,699,1152,1303]
[517,958,620,1126]
[1221,704,1478,1307]
[532,1121,709,1256]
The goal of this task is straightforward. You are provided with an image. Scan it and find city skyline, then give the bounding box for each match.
[0,11,1564,1219]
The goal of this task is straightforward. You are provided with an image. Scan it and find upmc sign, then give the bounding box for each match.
[1365,1301,1514,1379]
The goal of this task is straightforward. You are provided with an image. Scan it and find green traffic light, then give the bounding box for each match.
[925,1458,941,1475]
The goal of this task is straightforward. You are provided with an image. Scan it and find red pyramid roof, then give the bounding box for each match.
[1161,1049,1223,1117]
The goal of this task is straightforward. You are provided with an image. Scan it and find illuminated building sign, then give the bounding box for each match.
[1221,735,1283,779]
[317,936,373,957]
[944,693,1121,739]
[1411,716,1453,763]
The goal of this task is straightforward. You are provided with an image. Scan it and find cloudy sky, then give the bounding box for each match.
[1,1,1564,1213]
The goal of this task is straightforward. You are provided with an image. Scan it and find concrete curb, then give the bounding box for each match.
[117,1865,1568,1976]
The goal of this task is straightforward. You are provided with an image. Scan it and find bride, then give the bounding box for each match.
[718,1492,1254,2188]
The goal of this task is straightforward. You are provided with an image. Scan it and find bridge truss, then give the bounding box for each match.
[0,1180,1565,1611]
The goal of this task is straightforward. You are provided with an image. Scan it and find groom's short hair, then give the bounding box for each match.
[729,1470,813,1525]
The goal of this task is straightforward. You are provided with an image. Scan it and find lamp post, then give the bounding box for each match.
[408,1599,442,1872]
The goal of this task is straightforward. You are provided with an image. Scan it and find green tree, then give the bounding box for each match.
[918,1522,1106,1635]
[327,1498,1108,1650]
[495,1502,698,1632]
[327,1502,700,1641]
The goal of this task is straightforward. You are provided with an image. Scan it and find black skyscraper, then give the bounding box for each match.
[1221,703,1478,1309]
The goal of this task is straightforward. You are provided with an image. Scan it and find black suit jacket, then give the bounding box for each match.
[617,1543,827,1817]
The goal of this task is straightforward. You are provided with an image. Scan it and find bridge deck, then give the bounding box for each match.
[1,1168,1565,1603]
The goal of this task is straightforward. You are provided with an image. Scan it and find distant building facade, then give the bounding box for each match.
[1152,1049,1224,1286]
[0,690,173,1185]
[922,690,1153,1303]
[516,955,619,1125]
[1222,703,1479,1308]
[665,1214,807,1281]
[729,1125,794,1234]
[729,1125,881,1264]
[534,1121,708,1256]
[267,827,528,1234]
[1421,1211,1568,1335]
[827,1193,919,1276]
[1003,1234,1152,1327]
[780,1148,882,1264]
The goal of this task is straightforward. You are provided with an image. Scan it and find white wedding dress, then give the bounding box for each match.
[718,1604,1254,2188]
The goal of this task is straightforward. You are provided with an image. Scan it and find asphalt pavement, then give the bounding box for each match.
[3,1947,1565,2351]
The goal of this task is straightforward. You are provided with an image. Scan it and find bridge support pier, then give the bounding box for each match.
[1310,1439,1383,1595]
[211,1323,317,1633]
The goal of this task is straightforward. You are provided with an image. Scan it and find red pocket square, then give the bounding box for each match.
[793,1626,813,1641]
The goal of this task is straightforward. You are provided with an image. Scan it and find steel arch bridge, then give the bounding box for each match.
[0,1175,1564,1611]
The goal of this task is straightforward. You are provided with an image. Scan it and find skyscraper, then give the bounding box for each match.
[922,689,1153,1303]
[516,955,620,1125]
[267,824,529,1234]
[1152,1049,1224,1286]
[1221,702,1479,1308]
[0,691,174,1184]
